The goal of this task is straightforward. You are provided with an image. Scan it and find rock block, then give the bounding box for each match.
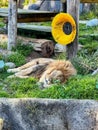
[0,99,98,130]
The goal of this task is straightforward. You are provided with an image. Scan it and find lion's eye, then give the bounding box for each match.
[45,77,51,84]
[45,79,48,83]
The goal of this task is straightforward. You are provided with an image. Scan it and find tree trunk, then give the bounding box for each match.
[27,39,55,58]
[66,0,80,59]
[17,37,55,57]
[8,0,17,50]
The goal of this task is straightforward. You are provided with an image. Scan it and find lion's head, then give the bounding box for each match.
[39,60,76,88]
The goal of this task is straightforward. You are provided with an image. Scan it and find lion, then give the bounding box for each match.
[7,58,76,88]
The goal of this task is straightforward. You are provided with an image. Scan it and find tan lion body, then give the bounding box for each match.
[7,58,76,88]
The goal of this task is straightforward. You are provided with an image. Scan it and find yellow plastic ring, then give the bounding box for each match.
[51,13,76,45]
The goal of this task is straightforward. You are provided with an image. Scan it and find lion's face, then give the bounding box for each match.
[46,70,65,83]
[39,69,65,88]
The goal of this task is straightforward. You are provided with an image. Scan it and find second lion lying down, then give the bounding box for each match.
[7,58,76,88]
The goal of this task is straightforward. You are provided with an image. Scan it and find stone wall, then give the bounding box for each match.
[0,99,98,130]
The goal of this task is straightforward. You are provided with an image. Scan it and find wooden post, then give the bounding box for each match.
[66,0,80,59]
[8,0,17,51]
[61,0,67,12]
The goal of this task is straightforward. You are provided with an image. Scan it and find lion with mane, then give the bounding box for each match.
[7,58,76,88]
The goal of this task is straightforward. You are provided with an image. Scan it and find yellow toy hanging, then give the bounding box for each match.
[51,13,76,45]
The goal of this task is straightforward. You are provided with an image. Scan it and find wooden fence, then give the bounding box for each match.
[7,0,98,59]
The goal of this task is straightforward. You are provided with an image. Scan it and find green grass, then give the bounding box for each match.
[0,74,98,99]
[0,41,34,67]
[79,24,98,36]
[0,70,11,79]
[0,13,98,99]
[28,21,51,26]
[13,41,34,56]
[0,41,7,49]
[6,52,26,67]
[0,19,5,27]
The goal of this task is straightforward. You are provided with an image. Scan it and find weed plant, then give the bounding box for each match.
[7,52,26,67]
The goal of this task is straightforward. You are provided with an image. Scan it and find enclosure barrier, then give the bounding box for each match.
[3,0,98,58]
[0,98,98,130]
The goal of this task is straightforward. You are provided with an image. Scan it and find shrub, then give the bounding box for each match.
[0,19,5,27]
[7,52,26,67]
[0,42,7,49]
[80,10,98,20]
[13,42,34,56]
[72,50,98,75]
